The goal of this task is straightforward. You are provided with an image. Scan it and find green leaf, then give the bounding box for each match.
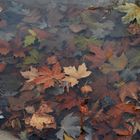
[116,3,140,24]
[74,36,102,50]
[23,49,42,65]
[24,35,36,47]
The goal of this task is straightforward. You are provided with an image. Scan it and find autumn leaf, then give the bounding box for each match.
[24,35,36,47]
[56,113,81,140]
[63,63,91,87]
[100,53,128,74]
[119,82,140,102]
[23,49,42,65]
[107,103,137,118]
[80,85,93,94]
[33,28,48,40]
[64,133,74,140]
[85,45,113,68]
[29,113,56,130]
[0,63,6,72]
[34,62,64,89]
[56,90,80,110]
[20,66,39,82]
[0,39,11,55]
[117,3,140,24]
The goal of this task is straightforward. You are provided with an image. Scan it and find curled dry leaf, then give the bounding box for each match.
[63,63,91,87]
[29,113,56,130]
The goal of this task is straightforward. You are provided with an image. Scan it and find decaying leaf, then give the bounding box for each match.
[117,3,140,24]
[63,63,91,87]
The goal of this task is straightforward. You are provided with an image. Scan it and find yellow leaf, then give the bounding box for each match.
[64,133,74,140]
[30,113,56,130]
[20,66,39,82]
[117,3,140,24]
[28,29,37,36]
[63,63,91,87]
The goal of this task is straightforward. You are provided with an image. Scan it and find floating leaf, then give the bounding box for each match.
[117,3,140,24]
[29,113,56,130]
[34,62,64,89]
[63,63,91,87]
[20,66,39,82]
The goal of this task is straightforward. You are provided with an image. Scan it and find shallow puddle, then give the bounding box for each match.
[0,0,140,140]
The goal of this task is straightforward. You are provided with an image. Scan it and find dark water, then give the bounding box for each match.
[0,0,140,140]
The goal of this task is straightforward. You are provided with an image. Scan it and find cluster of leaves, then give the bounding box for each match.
[1,1,140,140]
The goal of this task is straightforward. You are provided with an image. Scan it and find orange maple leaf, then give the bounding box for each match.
[34,62,64,89]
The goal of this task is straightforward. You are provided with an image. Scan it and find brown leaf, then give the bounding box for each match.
[80,85,92,94]
[119,81,140,102]
[107,103,137,118]
[0,39,11,55]
[69,24,87,33]
[0,63,6,72]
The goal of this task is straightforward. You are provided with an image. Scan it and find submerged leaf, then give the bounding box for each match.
[56,113,81,140]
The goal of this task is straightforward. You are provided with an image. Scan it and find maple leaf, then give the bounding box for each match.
[29,113,56,130]
[84,45,113,68]
[107,103,137,118]
[100,53,128,74]
[20,66,39,82]
[63,63,91,87]
[117,3,140,24]
[56,113,81,140]
[34,62,64,89]
[119,82,140,102]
